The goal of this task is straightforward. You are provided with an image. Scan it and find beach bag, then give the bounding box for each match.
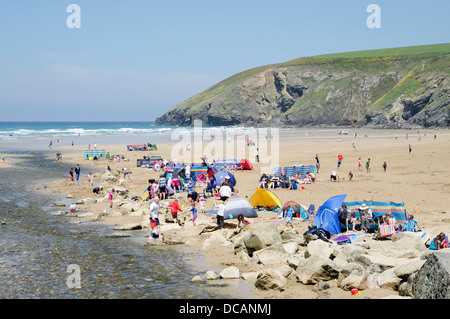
[379,223,395,237]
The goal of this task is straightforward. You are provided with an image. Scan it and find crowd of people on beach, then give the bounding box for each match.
[61,132,447,251]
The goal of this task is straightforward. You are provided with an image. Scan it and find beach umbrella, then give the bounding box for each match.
[313,194,347,236]
[215,171,236,187]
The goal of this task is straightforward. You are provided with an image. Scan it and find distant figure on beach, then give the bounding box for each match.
[255,148,259,163]
[93,186,103,194]
[190,202,197,227]
[69,168,74,184]
[358,157,363,171]
[348,171,353,181]
[108,189,115,208]
[315,154,320,173]
[365,158,371,173]
[75,164,81,184]
[409,144,412,154]
[169,199,182,225]
[214,200,228,228]
[352,143,357,152]
[69,203,77,216]
[56,152,62,163]
[382,161,387,172]
[1,158,5,163]
[87,172,93,188]
[330,170,339,182]
[149,197,169,239]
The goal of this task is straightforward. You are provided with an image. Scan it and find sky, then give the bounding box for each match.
[0,0,448,121]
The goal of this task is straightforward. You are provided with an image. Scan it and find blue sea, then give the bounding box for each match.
[0,121,180,150]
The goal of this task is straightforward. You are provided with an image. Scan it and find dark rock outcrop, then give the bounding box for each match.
[412,250,450,299]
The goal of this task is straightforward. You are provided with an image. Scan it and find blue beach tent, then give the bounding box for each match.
[313,194,347,236]
[215,171,237,187]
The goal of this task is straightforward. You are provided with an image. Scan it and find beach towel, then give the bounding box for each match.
[378,223,395,237]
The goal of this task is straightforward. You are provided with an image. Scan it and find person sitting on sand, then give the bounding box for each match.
[359,203,373,232]
[429,232,448,250]
[236,213,254,231]
[385,212,396,229]
[401,215,418,232]
[339,204,356,232]
[259,174,268,189]
[269,173,280,189]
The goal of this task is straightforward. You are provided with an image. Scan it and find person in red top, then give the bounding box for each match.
[168,199,183,225]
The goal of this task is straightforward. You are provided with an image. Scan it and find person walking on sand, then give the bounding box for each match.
[315,154,320,173]
[149,197,169,239]
[284,204,294,228]
[409,144,412,154]
[108,189,115,209]
[215,200,228,229]
[365,158,371,173]
[69,168,74,184]
[358,157,363,171]
[168,199,183,225]
[382,161,387,172]
[75,164,81,184]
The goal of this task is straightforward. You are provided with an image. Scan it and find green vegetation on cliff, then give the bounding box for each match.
[156,43,450,128]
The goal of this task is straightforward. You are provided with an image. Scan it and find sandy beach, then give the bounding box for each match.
[46,128,450,299]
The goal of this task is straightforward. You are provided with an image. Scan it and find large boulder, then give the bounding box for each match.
[412,250,450,299]
[304,239,334,259]
[254,269,287,291]
[296,255,340,285]
[243,223,282,254]
[252,244,290,266]
[219,266,240,279]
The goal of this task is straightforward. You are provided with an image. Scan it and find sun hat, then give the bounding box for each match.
[359,203,369,210]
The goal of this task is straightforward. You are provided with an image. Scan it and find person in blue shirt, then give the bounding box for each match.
[401,215,418,232]
[284,204,294,228]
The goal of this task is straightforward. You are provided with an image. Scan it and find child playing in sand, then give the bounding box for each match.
[284,204,294,228]
[69,203,77,216]
[382,161,387,172]
[348,171,353,181]
[190,202,197,227]
[108,189,115,208]
[87,172,93,188]
[198,198,205,212]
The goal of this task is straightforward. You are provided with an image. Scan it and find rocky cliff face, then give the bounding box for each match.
[155,46,450,128]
